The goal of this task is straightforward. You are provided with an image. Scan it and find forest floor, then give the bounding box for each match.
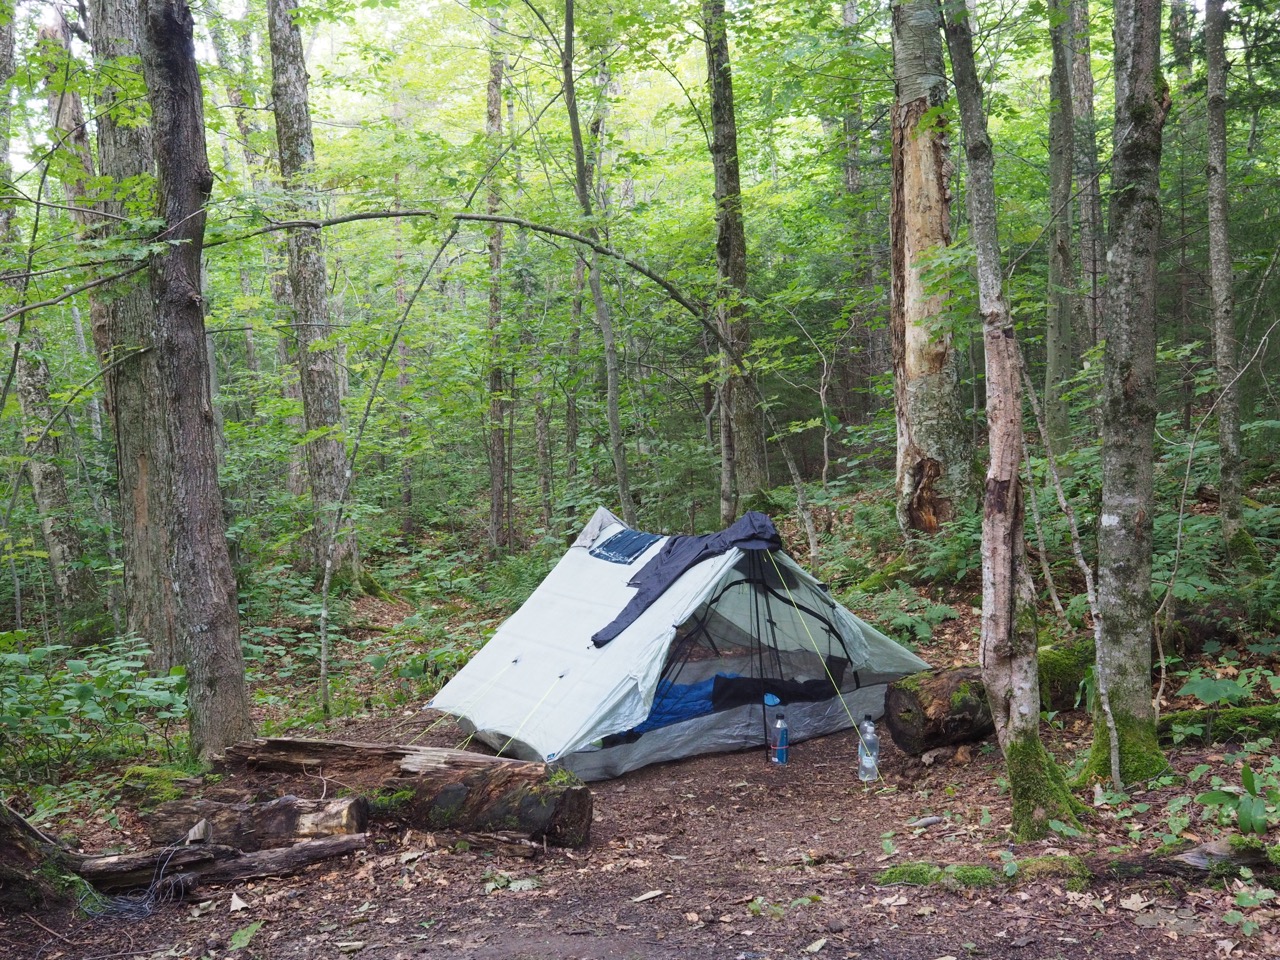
[6,714,1278,959]
[4,605,1279,960]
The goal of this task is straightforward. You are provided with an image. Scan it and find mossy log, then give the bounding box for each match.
[146,795,368,851]
[1157,705,1280,745]
[216,737,592,847]
[0,802,70,912]
[885,667,994,756]
[1037,638,1094,711]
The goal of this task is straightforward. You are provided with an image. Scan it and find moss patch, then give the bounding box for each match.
[857,554,909,591]
[1077,709,1167,786]
[1037,639,1094,711]
[1005,733,1084,841]
[876,863,943,886]
[945,865,998,888]
[1156,705,1280,745]
[119,765,185,810]
[1016,855,1092,890]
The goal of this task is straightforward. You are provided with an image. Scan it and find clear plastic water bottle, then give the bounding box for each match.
[770,713,789,764]
[857,714,880,782]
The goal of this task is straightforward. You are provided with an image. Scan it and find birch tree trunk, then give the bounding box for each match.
[943,0,1080,840]
[1071,0,1105,350]
[0,15,99,628]
[88,0,181,670]
[1205,0,1245,562]
[1044,0,1076,457]
[137,0,253,757]
[890,0,973,536]
[267,0,355,580]
[704,0,767,525]
[560,2,636,527]
[1087,0,1169,785]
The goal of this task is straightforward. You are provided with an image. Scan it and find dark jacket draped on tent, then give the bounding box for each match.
[591,512,782,647]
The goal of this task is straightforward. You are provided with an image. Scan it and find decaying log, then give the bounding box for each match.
[0,802,70,911]
[71,834,368,893]
[216,737,592,847]
[146,795,368,851]
[885,667,994,756]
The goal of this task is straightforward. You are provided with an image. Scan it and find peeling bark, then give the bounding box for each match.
[890,0,973,536]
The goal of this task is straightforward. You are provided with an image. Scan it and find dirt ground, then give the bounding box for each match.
[4,706,1276,960]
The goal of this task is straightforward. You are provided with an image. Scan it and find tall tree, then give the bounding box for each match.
[88,0,182,669]
[136,0,253,757]
[889,0,973,535]
[1071,0,1105,349]
[267,0,355,579]
[1,15,99,628]
[704,0,767,525]
[485,10,511,554]
[1043,0,1076,456]
[1086,0,1170,785]
[1205,0,1245,561]
[942,0,1080,839]
[558,2,636,527]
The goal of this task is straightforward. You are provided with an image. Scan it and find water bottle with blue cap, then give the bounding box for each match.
[765,693,788,764]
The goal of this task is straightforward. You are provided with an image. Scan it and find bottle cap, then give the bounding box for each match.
[777,713,785,719]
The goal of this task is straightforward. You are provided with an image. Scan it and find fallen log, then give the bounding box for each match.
[146,795,368,851]
[71,834,368,893]
[0,802,70,911]
[216,738,592,847]
[885,667,994,756]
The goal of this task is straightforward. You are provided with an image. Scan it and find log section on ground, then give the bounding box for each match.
[0,802,70,911]
[146,795,369,851]
[216,738,592,847]
[71,834,368,892]
[884,666,994,755]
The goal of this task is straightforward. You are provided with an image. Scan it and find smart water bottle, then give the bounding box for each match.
[857,714,879,782]
[770,713,789,764]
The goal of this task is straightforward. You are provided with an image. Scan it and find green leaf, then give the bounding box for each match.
[229,920,264,950]
[1241,764,1258,797]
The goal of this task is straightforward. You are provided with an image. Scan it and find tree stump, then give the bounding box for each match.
[0,803,69,912]
[884,667,994,756]
[216,738,592,847]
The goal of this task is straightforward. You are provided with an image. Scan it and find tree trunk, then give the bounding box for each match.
[1169,0,1196,433]
[890,0,973,536]
[146,795,368,851]
[560,6,636,527]
[1071,0,1105,350]
[88,0,181,671]
[1205,0,1244,562]
[217,738,593,847]
[485,11,509,555]
[1044,0,1076,458]
[704,0,766,524]
[267,0,354,580]
[885,667,994,756]
[138,0,254,759]
[943,1,1079,838]
[1087,0,1169,786]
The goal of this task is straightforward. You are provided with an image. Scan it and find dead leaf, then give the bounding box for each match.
[953,745,972,764]
[229,893,250,913]
[1120,893,1154,912]
[631,890,664,903]
[804,938,827,953]
[684,912,700,923]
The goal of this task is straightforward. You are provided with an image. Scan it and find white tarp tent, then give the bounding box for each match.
[429,508,928,779]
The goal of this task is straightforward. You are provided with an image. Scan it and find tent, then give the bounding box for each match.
[429,508,929,780]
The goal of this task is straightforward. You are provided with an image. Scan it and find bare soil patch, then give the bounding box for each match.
[4,708,1274,960]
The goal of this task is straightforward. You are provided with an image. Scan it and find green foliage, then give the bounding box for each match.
[0,634,188,786]
[1196,763,1280,836]
[838,584,958,645]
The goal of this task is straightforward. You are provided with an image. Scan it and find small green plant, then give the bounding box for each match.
[1196,764,1280,836]
[0,635,188,786]
[748,893,821,918]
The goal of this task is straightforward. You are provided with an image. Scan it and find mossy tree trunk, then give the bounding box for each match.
[942,1,1079,839]
[1085,0,1169,788]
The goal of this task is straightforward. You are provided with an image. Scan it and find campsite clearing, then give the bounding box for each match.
[5,708,1272,960]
